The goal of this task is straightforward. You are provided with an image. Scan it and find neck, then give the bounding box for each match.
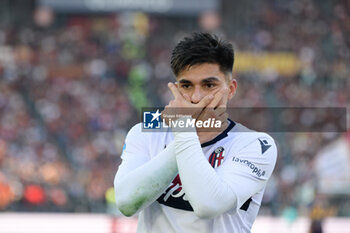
[197,119,231,146]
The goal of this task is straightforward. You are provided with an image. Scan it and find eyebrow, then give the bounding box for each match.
[201,77,220,83]
[178,79,192,84]
[178,77,220,84]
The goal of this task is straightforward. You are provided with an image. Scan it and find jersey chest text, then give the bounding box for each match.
[156,145,252,212]
[157,146,225,211]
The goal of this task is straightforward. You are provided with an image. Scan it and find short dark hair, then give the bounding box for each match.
[170,32,234,77]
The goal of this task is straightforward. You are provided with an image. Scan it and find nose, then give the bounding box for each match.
[190,87,204,104]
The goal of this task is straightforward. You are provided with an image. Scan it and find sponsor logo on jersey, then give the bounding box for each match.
[157,146,226,211]
[157,148,252,211]
[232,157,266,177]
[157,174,193,211]
[258,138,271,154]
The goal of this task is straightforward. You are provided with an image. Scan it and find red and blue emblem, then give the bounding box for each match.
[208,146,225,168]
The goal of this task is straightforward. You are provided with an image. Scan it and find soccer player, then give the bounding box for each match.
[114,33,277,233]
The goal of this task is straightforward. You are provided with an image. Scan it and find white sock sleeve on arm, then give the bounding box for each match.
[173,130,238,218]
[114,141,177,216]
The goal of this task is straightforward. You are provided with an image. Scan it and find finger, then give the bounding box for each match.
[221,120,229,129]
[215,107,226,116]
[168,82,183,100]
[218,111,228,122]
[197,106,210,117]
[207,91,224,108]
[183,94,191,102]
[197,94,214,108]
[220,112,229,119]
[218,88,230,108]
[162,104,169,110]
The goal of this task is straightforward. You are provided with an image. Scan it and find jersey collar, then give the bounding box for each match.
[201,119,236,148]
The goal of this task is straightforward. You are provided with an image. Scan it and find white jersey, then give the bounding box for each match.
[118,119,277,233]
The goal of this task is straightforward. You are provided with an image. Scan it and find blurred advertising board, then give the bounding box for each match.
[315,136,350,195]
[39,0,219,15]
[235,52,302,76]
[0,214,350,233]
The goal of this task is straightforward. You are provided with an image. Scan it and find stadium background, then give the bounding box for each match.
[0,0,349,232]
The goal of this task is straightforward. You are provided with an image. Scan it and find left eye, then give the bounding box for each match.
[205,84,215,88]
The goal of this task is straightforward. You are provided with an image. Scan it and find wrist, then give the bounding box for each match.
[171,116,197,134]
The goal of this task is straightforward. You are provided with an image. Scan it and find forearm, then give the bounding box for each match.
[174,131,237,218]
[114,142,177,216]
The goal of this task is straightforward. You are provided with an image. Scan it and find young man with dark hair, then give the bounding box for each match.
[114,33,277,233]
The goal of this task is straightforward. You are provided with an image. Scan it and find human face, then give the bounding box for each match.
[176,63,237,105]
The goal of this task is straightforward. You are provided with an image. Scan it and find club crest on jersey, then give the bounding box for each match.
[209,146,225,168]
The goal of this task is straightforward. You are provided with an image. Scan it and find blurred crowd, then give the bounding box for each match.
[0,0,349,217]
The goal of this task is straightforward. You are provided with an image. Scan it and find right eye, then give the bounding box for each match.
[181,84,191,89]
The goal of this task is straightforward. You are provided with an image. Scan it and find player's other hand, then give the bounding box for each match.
[161,82,214,124]
[196,88,230,144]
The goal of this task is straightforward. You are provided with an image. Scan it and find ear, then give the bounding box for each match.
[228,79,237,100]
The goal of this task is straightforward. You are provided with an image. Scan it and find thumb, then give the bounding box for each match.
[197,94,214,108]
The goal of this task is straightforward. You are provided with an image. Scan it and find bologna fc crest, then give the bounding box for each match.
[209,146,225,168]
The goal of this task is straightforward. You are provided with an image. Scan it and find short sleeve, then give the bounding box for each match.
[216,134,277,211]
